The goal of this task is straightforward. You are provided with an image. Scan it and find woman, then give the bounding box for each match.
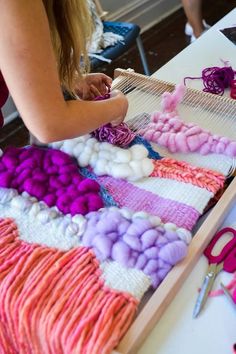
[0,0,128,143]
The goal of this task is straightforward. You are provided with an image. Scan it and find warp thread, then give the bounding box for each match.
[184,66,235,95]
[0,218,138,354]
[0,146,104,215]
[138,82,236,157]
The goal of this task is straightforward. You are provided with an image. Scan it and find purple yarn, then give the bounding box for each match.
[0,146,104,215]
[92,122,136,148]
[82,209,188,288]
[184,66,235,95]
[93,91,136,147]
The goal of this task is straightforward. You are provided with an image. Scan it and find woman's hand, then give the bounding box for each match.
[76,73,112,100]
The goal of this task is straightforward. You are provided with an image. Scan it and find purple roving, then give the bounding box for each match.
[0,146,103,215]
[82,209,188,288]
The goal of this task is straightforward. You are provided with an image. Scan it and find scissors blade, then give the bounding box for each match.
[220,282,236,310]
[193,264,217,318]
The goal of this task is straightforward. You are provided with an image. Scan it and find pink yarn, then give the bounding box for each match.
[138,83,236,157]
[0,146,104,215]
[161,83,186,112]
[0,218,138,354]
[97,175,200,230]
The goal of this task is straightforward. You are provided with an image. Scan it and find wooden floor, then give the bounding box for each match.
[0,0,235,149]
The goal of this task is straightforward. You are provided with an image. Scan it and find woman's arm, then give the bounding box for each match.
[0,0,128,143]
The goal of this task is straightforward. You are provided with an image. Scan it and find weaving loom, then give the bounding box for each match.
[0,69,236,354]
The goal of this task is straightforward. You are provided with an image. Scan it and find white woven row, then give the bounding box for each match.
[132,177,213,213]
[154,143,232,176]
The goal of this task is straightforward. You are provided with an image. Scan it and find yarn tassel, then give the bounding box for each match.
[0,219,138,354]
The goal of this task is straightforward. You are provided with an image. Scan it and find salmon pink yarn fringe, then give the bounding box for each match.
[0,218,138,354]
[151,158,225,193]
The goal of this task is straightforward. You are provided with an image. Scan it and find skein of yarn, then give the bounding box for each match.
[184,66,235,95]
[93,92,136,147]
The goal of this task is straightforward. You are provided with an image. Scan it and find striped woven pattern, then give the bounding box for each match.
[97,175,200,230]
[0,218,138,354]
[151,158,225,193]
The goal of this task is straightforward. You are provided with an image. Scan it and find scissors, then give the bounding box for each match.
[193,227,236,318]
[220,282,236,311]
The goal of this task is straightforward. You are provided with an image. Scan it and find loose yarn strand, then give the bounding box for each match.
[184,66,235,95]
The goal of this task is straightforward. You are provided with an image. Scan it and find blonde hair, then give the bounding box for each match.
[43,0,93,95]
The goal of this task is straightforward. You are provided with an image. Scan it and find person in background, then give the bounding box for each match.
[0,0,128,143]
[181,0,210,42]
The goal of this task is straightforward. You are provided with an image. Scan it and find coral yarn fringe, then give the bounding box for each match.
[0,218,138,354]
[151,158,225,193]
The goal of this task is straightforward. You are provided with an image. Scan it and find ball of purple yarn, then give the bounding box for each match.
[92,122,136,147]
[93,91,136,147]
[202,66,235,95]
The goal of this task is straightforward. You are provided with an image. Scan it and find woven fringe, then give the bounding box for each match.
[0,219,138,354]
[151,158,225,193]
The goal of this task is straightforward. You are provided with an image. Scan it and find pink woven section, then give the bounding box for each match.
[97,176,200,230]
[151,158,225,193]
[0,219,138,354]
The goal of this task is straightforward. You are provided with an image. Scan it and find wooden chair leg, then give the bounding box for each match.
[136,35,150,76]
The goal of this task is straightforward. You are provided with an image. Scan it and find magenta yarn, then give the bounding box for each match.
[93,91,136,147]
[184,66,235,95]
[92,122,136,147]
[0,146,103,215]
[82,209,188,288]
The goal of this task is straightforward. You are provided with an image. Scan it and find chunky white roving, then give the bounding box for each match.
[51,135,154,181]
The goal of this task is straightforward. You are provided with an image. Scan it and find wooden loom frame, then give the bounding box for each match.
[111,68,236,354]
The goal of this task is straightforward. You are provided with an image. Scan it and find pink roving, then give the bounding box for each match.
[0,146,103,215]
[138,82,236,157]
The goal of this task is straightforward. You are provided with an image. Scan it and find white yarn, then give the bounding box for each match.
[50,135,154,181]
[0,188,87,249]
[132,177,213,213]
[154,143,232,176]
[0,188,151,299]
[100,261,151,300]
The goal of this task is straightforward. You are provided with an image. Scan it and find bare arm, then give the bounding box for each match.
[0,0,128,143]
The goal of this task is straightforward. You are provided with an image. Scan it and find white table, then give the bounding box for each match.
[138,9,236,354]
